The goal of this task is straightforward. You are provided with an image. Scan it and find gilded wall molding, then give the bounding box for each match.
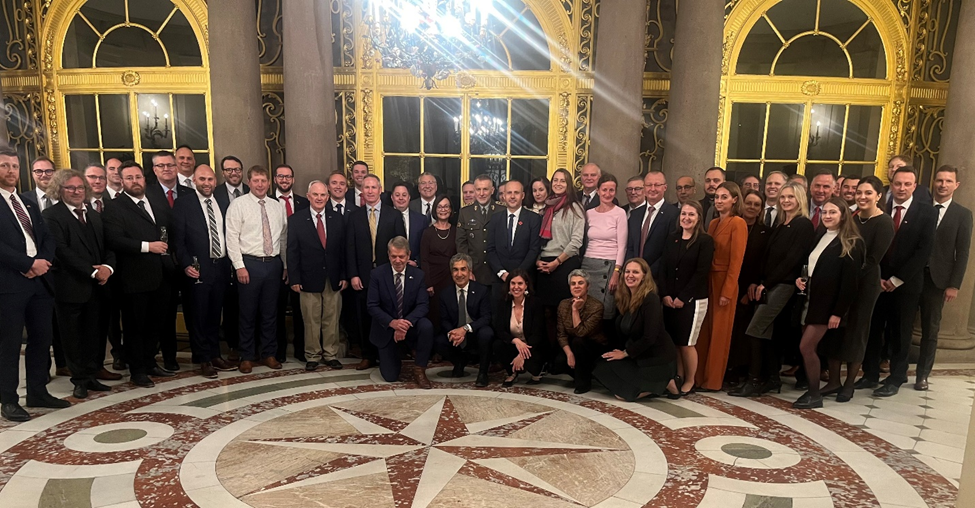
[55,68,209,93]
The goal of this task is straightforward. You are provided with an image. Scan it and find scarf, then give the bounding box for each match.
[540,194,567,240]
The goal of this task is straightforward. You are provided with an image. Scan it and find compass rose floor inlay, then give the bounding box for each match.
[0,361,972,507]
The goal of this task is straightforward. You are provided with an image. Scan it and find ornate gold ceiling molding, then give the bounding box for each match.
[908,82,950,103]
[0,70,42,91]
[55,68,208,93]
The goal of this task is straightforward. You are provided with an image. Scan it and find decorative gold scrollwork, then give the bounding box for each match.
[257,0,284,67]
[645,0,677,74]
[573,94,592,176]
[912,0,956,83]
[578,0,597,71]
[262,92,285,170]
[2,92,46,191]
[903,103,944,187]
[640,97,668,175]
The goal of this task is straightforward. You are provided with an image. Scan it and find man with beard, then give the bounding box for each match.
[702,167,725,224]
[271,164,308,361]
[841,175,860,211]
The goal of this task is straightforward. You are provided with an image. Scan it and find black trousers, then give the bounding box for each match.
[103,278,124,364]
[160,274,181,365]
[188,258,231,364]
[864,288,922,386]
[238,256,282,362]
[493,339,546,377]
[376,318,434,382]
[222,274,241,350]
[120,280,170,377]
[434,327,495,374]
[276,279,304,361]
[0,282,54,403]
[55,294,104,385]
[917,269,947,380]
[351,289,378,361]
[551,336,608,385]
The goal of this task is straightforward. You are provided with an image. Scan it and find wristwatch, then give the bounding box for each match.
[463,324,472,333]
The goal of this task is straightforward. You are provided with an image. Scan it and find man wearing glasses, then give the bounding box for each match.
[675,176,697,207]
[626,171,679,278]
[623,175,646,218]
[149,150,192,210]
[21,157,58,212]
[271,164,308,363]
[213,156,249,209]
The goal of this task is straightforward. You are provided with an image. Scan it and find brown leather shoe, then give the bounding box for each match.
[413,366,432,389]
[211,357,238,371]
[355,359,376,370]
[914,378,929,391]
[55,367,71,377]
[262,357,282,370]
[96,368,123,381]
[200,362,218,379]
[227,349,241,362]
[238,360,254,374]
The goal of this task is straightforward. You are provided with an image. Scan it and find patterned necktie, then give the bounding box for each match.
[811,206,821,229]
[893,205,904,233]
[507,213,515,247]
[764,206,774,227]
[206,198,221,258]
[74,208,86,225]
[166,189,175,208]
[368,207,378,262]
[316,212,327,249]
[259,199,273,256]
[425,202,431,220]
[639,205,656,257]
[95,199,103,213]
[457,288,467,328]
[10,196,35,243]
[282,195,293,217]
[395,272,404,319]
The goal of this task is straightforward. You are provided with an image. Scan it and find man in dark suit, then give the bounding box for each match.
[288,180,347,371]
[409,172,440,223]
[213,155,249,210]
[102,162,178,388]
[434,253,493,386]
[347,174,407,370]
[885,154,932,209]
[456,174,501,286]
[271,164,308,362]
[858,167,937,397]
[367,236,433,388]
[702,167,725,225]
[0,148,69,422]
[579,163,601,210]
[172,164,239,379]
[326,170,356,217]
[213,155,248,360]
[486,180,542,296]
[345,160,369,208]
[391,181,428,265]
[626,171,679,277]
[43,170,116,399]
[915,165,973,391]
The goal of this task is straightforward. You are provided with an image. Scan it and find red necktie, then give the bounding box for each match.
[282,196,293,217]
[166,189,175,208]
[316,212,327,249]
[9,195,35,243]
[74,208,86,225]
[95,199,103,213]
[893,205,904,232]
[811,206,821,229]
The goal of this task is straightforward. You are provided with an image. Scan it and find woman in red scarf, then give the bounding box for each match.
[536,169,586,331]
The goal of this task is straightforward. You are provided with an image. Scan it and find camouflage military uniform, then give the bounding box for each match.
[456,201,502,285]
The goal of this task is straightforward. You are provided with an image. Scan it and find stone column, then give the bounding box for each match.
[284,0,338,195]
[660,0,723,201]
[208,0,265,170]
[932,0,975,351]
[587,0,646,180]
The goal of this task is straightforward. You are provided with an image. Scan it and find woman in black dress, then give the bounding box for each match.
[728,189,771,385]
[793,197,863,409]
[659,201,714,395]
[493,269,547,386]
[593,258,680,401]
[822,176,894,402]
[420,196,457,332]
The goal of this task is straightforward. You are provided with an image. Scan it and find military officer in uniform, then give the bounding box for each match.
[456,174,501,287]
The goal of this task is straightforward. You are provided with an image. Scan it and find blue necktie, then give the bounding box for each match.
[507,213,515,247]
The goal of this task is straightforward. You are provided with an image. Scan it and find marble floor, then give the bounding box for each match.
[0,355,971,508]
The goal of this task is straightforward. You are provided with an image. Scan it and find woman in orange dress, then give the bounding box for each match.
[695,181,747,391]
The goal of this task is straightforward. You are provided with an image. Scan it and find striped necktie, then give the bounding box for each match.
[205,198,221,258]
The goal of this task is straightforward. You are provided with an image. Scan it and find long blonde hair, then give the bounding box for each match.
[615,258,656,315]
[776,182,809,225]
[826,197,862,258]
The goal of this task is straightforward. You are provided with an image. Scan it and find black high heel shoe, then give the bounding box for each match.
[729,378,763,397]
[501,373,519,388]
[759,377,782,394]
[665,376,682,399]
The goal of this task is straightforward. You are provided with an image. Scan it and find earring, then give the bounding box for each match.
[524,290,529,296]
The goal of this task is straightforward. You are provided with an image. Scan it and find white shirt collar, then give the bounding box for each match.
[35,187,46,200]
[276,190,292,200]
[197,191,216,206]
[330,198,346,208]
[506,206,523,218]
[310,207,326,220]
[392,266,406,278]
[935,197,952,209]
[65,202,84,214]
[126,193,147,206]
[456,283,469,294]
[647,197,666,210]
[363,200,381,211]
[421,197,436,206]
[892,194,914,211]
[226,182,242,192]
[630,200,646,210]
[159,182,176,194]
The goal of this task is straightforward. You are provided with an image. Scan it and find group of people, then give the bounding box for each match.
[0,146,969,422]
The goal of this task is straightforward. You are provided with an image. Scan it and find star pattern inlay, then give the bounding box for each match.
[244,396,620,507]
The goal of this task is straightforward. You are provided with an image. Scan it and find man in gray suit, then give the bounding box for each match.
[915,165,972,391]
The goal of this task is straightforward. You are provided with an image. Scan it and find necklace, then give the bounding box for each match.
[857,210,879,224]
[435,225,450,240]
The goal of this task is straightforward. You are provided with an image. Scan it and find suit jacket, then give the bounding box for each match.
[486,208,542,277]
[493,296,546,348]
[346,203,407,287]
[881,201,937,294]
[366,264,428,347]
[929,201,973,290]
[42,202,115,304]
[270,192,310,215]
[626,201,679,275]
[738,221,771,291]
[708,216,748,301]
[287,207,346,293]
[326,199,357,218]
[102,193,176,294]
[212,183,249,211]
[805,232,862,324]
[147,182,193,211]
[658,232,714,303]
[410,197,442,222]
[400,208,429,264]
[19,188,51,211]
[438,280,491,333]
[0,192,55,294]
[171,191,229,283]
[456,202,502,284]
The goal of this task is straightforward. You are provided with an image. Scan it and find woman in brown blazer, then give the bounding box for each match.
[695,182,748,391]
[552,269,608,394]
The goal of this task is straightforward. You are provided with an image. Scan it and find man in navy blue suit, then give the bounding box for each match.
[172,164,239,379]
[0,147,70,421]
[486,180,542,296]
[626,171,679,278]
[288,180,347,372]
[326,171,355,218]
[367,236,434,388]
[434,253,493,387]
[390,181,428,265]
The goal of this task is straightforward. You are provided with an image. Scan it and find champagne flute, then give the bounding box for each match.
[798,265,809,296]
[191,256,202,284]
[159,226,168,243]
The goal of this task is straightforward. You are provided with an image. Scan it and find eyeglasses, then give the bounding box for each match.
[275,174,294,180]
[154,163,177,169]
[63,186,86,193]
[223,167,243,174]
[624,187,644,193]
[33,169,55,176]
[436,204,451,210]
[675,185,695,191]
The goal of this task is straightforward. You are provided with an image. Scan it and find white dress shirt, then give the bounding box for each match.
[399,208,412,240]
[888,194,914,288]
[198,193,227,258]
[311,207,327,241]
[354,188,362,207]
[225,193,288,270]
[419,197,436,221]
[65,202,114,276]
[125,193,157,253]
[497,207,523,279]
[36,187,57,212]
[106,187,121,199]
[89,196,107,213]
[935,198,952,228]
[639,197,666,233]
[764,202,778,225]
[0,187,37,256]
[330,198,348,215]
[180,175,195,189]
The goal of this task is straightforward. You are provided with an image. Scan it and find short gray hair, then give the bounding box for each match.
[307,179,325,192]
[567,269,590,285]
[449,253,473,270]
[387,235,410,253]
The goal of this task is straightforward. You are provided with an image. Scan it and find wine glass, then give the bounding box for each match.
[159,226,168,243]
[191,256,202,284]
[798,265,809,296]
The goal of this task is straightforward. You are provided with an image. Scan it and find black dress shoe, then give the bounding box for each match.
[853,377,879,390]
[325,360,343,369]
[451,365,468,378]
[475,371,489,387]
[25,392,70,409]
[793,392,823,409]
[794,379,809,391]
[305,361,319,372]
[112,358,127,371]
[1,403,29,422]
[131,375,155,388]
[873,384,900,397]
[163,362,180,372]
[914,378,929,391]
[526,377,542,385]
[73,384,89,399]
[86,380,112,392]
[148,366,176,378]
[836,388,854,403]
